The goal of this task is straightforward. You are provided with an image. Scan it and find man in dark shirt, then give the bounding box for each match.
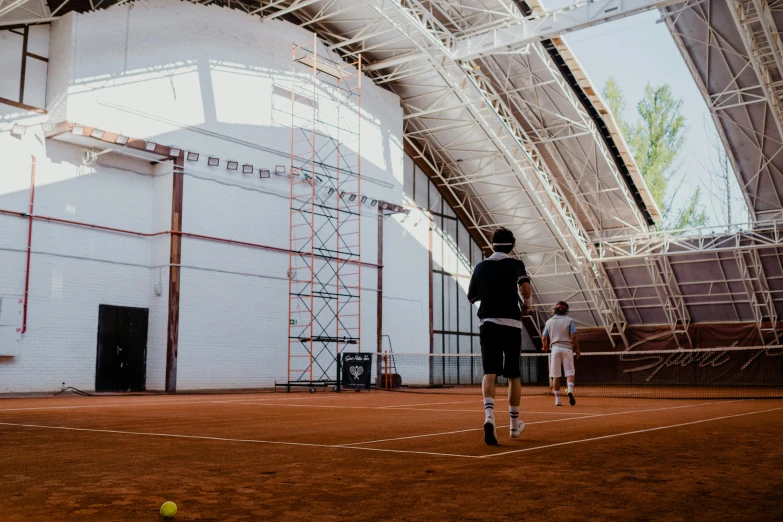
[467,228,532,445]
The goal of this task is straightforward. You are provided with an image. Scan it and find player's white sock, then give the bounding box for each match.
[509,405,520,428]
[567,383,574,394]
[483,398,495,421]
[554,391,561,406]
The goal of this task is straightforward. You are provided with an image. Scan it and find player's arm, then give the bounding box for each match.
[467,268,479,304]
[541,325,549,352]
[570,319,580,358]
[518,264,532,315]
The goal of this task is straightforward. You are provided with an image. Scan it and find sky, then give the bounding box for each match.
[548,8,750,229]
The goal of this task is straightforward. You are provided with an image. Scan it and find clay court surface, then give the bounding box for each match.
[1,392,782,521]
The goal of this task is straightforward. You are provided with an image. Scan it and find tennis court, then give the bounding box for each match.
[2,391,782,521]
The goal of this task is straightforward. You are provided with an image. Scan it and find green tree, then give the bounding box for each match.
[602,78,707,230]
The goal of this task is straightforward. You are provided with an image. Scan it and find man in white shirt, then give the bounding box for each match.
[542,301,580,406]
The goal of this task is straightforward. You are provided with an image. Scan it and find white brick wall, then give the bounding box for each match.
[0,0,434,392]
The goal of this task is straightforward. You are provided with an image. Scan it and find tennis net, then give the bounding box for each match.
[371,347,783,399]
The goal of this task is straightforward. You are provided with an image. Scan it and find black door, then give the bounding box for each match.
[96,305,148,392]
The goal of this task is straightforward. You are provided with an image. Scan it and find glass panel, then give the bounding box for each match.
[429,180,443,213]
[458,335,473,384]
[458,280,471,333]
[403,154,414,200]
[443,217,458,275]
[433,273,443,331]
[432,216,444,271]
[444,335,459,384]
[431,335,444,386]
[458,222,471,277]
[444,275,456,332]
[414,166,428,208]
[472,240,484,268]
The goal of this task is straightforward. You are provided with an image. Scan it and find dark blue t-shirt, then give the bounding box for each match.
[467,255,530,321]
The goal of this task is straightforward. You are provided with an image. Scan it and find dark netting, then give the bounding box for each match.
[372,347,783,399]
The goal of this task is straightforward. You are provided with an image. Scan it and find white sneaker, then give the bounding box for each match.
[554,396,562,406]
[483,417,498,446]
[510,421,525,439]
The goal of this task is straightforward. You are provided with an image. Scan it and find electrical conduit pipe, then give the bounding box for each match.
[22,155,35,334]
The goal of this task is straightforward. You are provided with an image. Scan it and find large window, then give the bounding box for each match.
[0,25,49,111]
[404,155,483,383]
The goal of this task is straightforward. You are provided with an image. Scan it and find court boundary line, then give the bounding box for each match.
[343,401,720,445]
[1,405,779,460]
[0,394,384,413]
[479,406,783,458]
[0,421,478,459]
[222,401,589,416]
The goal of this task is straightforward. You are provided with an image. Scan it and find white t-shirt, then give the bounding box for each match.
[542,315,577,350]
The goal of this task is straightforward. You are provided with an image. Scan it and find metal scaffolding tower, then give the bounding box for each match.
[285,35,362,391]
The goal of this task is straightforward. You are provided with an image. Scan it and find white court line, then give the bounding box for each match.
[225,401,589,416]
[0,422,477,459]
[343,402,719,445]
[480,406,783,458]
[0,394,341,413]
[379,400,479,408]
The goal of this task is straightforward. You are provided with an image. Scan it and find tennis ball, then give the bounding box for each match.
[160,501,177,518]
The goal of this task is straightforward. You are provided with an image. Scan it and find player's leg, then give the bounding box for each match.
[549,348,563,406]
[480,323,502,445]
[563,351,576,405]
[482,373,497,419]
[503,326,525,438]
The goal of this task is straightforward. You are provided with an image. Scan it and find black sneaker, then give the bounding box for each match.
[483,419,498,446]
[568,392,576,406]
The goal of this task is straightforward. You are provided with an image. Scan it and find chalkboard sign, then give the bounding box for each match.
[342,353,372,390]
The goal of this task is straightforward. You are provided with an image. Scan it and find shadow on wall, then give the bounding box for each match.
[60,1,400,185]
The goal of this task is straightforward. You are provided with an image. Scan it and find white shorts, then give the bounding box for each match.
[549,346,575,378]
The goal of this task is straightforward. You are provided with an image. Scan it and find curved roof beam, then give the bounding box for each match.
[452,0,684,61]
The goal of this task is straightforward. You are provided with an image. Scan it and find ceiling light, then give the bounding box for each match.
[187,152,199,161]
[349,194,357,202]
[260,169,271,178]
[243,164,253,174]
[361,195,367,204]
[370,199,377,206]
[90,129,104,139]
[227,161,238,171]
[145,141,157,152]
[72,125,85,136]
[41,122,54,133]
[11,124,26,136]
[208,157,219,167]
[169,147,182,158]
[115,135,129,145]
[276,165,286,175]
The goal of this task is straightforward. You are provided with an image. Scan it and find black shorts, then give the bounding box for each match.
[479,321,521,379]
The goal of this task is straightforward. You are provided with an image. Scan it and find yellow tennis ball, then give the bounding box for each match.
[160,501,177,518]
